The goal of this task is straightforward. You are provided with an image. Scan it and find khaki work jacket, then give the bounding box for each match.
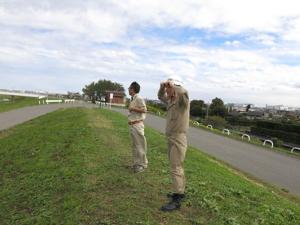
[158,85,190,136]
[128,94,147,123]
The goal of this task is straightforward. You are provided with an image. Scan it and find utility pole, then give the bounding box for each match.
[206,102,210,119]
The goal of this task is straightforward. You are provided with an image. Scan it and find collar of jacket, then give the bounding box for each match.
[131,93,138,101]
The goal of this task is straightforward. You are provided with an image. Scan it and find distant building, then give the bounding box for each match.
[265,105,288,111]
[66,92,82,99]
[248,107,264,112]
[105,90,126,105]
[227,111,240,117]
[227,103,254,112]
[246,111,265,120]
[266,105,298,111]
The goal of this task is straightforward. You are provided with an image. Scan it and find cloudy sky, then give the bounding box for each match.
[1,0,300,106]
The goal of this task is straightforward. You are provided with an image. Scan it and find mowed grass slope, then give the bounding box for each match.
[0,108,299,225]
[0,96,38,112]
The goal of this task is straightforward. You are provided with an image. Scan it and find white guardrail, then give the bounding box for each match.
[222,129,230,135]
[189,120,300,153]
[242,133,251,141]
[263,139,274,148]
[207,124,213,130]
[46,99,63,104]
[38,99,76,104]
[291,147,300,153]
[64,99,75,103]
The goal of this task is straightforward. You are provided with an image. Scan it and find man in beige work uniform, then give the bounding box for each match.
[128,81,148,173]
[158,78,190,212]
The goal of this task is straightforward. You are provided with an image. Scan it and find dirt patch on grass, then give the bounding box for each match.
[0,129,14,139]
[87,109,113,129]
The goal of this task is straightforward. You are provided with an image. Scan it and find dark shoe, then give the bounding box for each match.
[160,193,185,212]
[167,193,185,199]
[160,200,181,212]
[173,193,185,200]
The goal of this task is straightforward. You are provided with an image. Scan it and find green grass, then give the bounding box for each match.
[0,108,300,225]
[0,95,38,112]
[146,104,165,116]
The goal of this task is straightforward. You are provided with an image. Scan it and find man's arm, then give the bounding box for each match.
[174,86,189,110]
[129,107,146,113]
[158,82,168,104]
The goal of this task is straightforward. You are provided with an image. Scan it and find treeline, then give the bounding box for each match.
[190,97,227,118]
[188,97,300,145]
[82,79,125,100]
[150,97,229,128]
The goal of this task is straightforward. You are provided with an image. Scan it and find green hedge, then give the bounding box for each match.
[251,126,300,145]
[146,104,165,115]
[256,121,300,134]
[226,117,256,126]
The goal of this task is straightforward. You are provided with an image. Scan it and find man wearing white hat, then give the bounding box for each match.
[158,78,190,212]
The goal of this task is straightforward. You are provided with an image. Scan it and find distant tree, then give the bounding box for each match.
[82,79,125,100]
[82,81,96,99]
[209,97,227,117]
[190,100,206,118]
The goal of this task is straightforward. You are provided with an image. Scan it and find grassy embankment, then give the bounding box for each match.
[0,108,300,225]
[0,95,38,113]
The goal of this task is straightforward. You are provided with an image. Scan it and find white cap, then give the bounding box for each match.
[166,77,183,86]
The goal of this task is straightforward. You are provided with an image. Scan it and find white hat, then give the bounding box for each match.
[166,77,183,86]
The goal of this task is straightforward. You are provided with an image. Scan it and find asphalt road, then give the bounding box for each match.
[1,104,299,196]
[0,103,96,131]
[112,107,300,196]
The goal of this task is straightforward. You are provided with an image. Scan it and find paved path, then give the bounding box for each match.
[113,108,300,196]
[0,103,96,131]
[1,105,299,195]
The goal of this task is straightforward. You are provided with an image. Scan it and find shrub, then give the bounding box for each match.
[256,121,300,134]
[251,126,300,145]
[204,116,228,129]
[226,116,256,127]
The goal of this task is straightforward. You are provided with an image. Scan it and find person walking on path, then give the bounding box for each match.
[128,81,148,173]
[158,78,190,212]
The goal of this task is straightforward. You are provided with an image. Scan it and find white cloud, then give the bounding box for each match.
[2,0,300,36]
[247,34,277,46]
[225,40,241,47]
[1,0,300,106]
[283,17,300,42]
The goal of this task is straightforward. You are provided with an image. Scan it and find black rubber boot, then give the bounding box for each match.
[167,193,185,199]
[160,193,185,212]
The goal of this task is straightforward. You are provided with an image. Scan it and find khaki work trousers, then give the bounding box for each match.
[167,133,187,194]
[130,123,148,168]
